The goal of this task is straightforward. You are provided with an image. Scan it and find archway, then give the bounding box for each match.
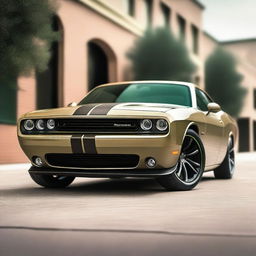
[36,15,63,109]
[88,39,117,90]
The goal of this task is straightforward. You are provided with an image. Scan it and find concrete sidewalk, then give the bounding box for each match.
[0,152,256,255]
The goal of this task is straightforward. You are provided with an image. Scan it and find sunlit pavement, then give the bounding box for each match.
[0,153,256,256]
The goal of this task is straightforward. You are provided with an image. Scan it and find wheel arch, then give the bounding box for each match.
[183,122,205,162]
[179,122,200,146]
[228,131,235,147]
[187,123,199,134]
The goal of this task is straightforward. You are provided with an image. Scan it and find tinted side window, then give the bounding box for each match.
[196,89,212,111]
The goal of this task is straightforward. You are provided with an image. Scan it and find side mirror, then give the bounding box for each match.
[67,102,77,107]
[207,103,221,113]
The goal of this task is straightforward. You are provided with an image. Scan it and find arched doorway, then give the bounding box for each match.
[88,39,117,90]
[36,15,63,109]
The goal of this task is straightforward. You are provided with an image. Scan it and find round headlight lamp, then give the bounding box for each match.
[36,119,45,130]
[140,119,152,131]
[47,119,55,130]
[24,120,34,131]
[156,119,168,131]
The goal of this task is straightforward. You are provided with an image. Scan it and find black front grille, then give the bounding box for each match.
[56,119,139,133]
[46,154,140,169]
[21,118,169,135]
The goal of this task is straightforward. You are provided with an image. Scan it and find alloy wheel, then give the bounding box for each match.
[228,138,235,174]
[174,134,203,185]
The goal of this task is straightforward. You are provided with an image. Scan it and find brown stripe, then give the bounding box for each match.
[83,136,97,154]
[73,104,98,115]
[71,135,83,153]
[89,103,119,115]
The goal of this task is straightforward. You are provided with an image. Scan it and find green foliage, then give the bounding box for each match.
[128,27,196,81]
[205,47,246,117]
[0,0,58,84]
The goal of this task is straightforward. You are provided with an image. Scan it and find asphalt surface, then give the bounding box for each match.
[0,153,256,256]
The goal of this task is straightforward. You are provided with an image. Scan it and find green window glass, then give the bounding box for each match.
[196,88,212,111]
[0,82,17,124]
[79,83,192,107]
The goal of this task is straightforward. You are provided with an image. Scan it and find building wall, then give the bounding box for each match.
[0,0,227,164]
[223,41,256,117]
[202,32,217,62]
[0,76,36,163]
[201,32,256,152]
[223,40,256,151]
[2,0,256,163]
[201,32,218,90]
[59,0,140,104]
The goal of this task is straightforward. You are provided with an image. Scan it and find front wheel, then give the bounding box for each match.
[157,129,205,191]
[29,173,75,188]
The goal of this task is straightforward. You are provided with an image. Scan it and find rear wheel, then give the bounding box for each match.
[157,129,205,191]
[214,137,235,179]
[29,173,75,188]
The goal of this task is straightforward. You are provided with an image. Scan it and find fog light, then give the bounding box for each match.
[146,158,156,168]
[34,157,43,167]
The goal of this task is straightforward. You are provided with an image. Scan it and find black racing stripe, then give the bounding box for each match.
[89,103,119,115]
[83,136,97,154]
[73,104,98,115]
[71,135,83,153]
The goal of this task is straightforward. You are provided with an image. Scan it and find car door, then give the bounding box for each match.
[195,88,224,167]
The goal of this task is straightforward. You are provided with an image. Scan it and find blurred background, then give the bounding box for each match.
[0,0,255,164]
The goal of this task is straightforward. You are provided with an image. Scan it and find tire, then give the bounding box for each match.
[214,137,235,179]
[29,173,75,188]
[157,129,205,191]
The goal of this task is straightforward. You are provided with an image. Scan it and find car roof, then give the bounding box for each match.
[97,80,199,89]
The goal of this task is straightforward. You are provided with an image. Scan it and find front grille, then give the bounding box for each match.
[21,118,169,135]
[46,154,140,169]
[56,118,139,133]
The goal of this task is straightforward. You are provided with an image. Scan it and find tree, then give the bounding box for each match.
[205,47,246,117]
[127,27,196,81]
[0,0,58,86]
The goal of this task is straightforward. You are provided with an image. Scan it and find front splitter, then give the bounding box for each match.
[28,165,177,178]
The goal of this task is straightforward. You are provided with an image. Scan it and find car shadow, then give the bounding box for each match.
[1,178,165,198]
[1,175,217,198]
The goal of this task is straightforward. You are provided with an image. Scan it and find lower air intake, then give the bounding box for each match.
[46,154,139,169]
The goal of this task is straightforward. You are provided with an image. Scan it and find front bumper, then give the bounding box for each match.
[18,133,181,170]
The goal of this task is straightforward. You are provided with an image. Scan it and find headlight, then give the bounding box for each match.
[140,119,152,131]
[36,119,45,130]
[47,119,55,130]
[156,119,168,131]
[24,120,34,131]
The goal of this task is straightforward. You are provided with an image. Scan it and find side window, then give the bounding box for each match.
[196,89,212,111]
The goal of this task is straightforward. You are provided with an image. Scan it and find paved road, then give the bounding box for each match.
[0,153,256,255]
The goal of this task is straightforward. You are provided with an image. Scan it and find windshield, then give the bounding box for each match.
[79,83,192,107]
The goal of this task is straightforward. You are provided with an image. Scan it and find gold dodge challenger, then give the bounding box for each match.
[18,81,238,191]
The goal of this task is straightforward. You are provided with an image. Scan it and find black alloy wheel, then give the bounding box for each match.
[157,129,205,191]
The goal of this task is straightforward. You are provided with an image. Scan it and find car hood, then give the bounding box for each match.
[21,102,187,118]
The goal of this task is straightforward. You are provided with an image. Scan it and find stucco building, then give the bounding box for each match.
[222,39,256,152]
[202,33,256,152]
[0,0,255,163]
